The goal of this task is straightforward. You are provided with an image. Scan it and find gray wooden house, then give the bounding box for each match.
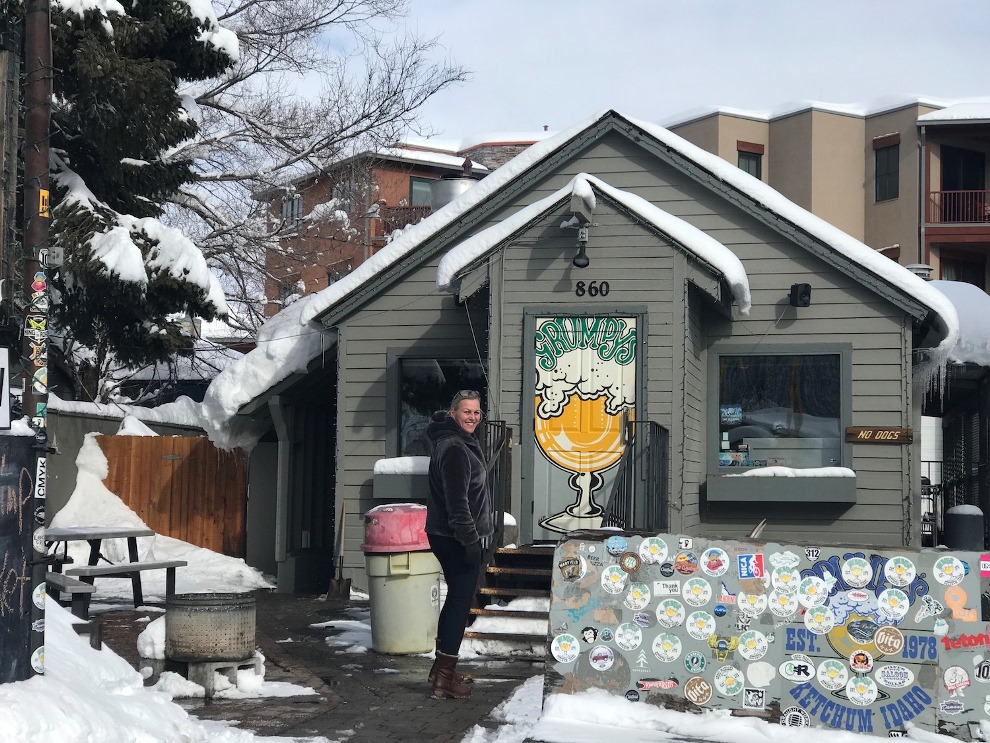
[216,110,956,591]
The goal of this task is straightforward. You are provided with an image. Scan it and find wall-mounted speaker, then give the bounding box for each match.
[789,283,812,307]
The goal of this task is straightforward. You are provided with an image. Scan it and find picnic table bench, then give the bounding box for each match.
[46,526,188,613]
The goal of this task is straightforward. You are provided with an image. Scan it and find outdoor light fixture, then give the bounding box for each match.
[789,282,812,307]
[572,236,590,268]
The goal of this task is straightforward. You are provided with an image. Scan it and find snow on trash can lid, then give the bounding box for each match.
[362,503,430,553]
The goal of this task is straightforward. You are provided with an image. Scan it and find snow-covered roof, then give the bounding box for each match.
[374,146,489,173]
[930,280,990,366]
[436,173,752,315]
[201,108,960,448]
[401,130,556,153]
[128,340,243,382]
[917,102,990,124]
[661,95,957,128]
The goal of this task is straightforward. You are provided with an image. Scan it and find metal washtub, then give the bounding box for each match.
[165,592,256,662]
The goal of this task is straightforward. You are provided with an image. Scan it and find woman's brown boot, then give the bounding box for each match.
[431,651,471,699]
[429,647,473,685]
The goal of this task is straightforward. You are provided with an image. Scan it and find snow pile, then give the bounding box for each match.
[725,466,856,478]
[931,280,990,366]
[314,619,373,654]
[373,456,430,475]
[0,600,316,743]
[49,433,273,597]
[116,415,159,436]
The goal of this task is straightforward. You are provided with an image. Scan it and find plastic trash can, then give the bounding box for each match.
[362,503,441,654]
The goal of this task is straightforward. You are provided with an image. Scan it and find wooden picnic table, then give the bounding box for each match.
[45,525,185,610]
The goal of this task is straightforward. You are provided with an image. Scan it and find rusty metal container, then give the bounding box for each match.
[165,592,256,661]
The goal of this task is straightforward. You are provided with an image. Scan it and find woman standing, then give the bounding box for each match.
[425,390,492,699]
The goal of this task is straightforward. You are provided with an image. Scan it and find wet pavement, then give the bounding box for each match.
[96,590,544,742]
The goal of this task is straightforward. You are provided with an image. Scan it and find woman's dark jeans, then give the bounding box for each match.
[428,533,482,656]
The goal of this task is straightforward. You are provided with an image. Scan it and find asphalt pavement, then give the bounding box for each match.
[96,590,544,743]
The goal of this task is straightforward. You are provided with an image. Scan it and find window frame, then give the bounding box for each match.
[280,193,302,232]
[385,345,488,457]
[737,151,762,180]
[875,144,900,202]
[706,342,855,503]
[409,176,433,207]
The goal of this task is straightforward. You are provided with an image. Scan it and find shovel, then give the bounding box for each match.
[328,506,352,598]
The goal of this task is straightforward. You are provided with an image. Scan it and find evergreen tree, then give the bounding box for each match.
[41,0,236,400]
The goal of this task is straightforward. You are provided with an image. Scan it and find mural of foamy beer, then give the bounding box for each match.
[534,316,636,534]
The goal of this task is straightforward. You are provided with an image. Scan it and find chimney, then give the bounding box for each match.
[905,263,933,280]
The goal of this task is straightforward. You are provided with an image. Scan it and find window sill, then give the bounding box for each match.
[706,473,857,503]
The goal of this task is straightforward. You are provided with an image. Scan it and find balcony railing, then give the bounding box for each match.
[928,190,990,224]
[379,205,432,235]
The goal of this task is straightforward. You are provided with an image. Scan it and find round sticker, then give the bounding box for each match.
[846,676,878,706]
[713,604,727,617]
[877,588,909,621]
[933,556,966,586]
[771,566,800,594]
[841,557,873,589]
[738,591,767,616]
[713,665,744,696]
[798,576,829,608]
[817,659,848,691]
[849,649,874,673]
[601,565,628,594]
[589,645,615,671]
[33,528,46,555]
[944,665,971,694]
[739,630,769,661]
[682,577,712,607]
[30,646,44,674]
[780,706,811,727]
[747,661,776,687]
[876,664,915,689]
[804,605,836,634]
[884,556,917,587]
[551,634,580,663]
[700,548,729,577]
[684,676,713,705]
[656,599,686,628]
[639,537,669,564]
[769,589,799,617]
[619,552,642,574]
[605,536,629,556]
[686,611,716,641]
[599,628,614,643]
[624,582,651,610]
[615,622,643,651]
[625,689,640,702]
[558,555,588,582]
[653,633,683,662]
[674,551,699,575]
[684,651,707,674]
[33,582,46,610]
[873,626,905,655]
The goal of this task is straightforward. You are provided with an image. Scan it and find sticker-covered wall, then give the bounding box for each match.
[548,533,989,740]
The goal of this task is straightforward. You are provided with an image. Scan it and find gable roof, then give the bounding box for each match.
[435,172,752,314]
[201,109,959,447]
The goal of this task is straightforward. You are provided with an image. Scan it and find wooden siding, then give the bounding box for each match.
[100,435,246,556]
[330,126,918,574]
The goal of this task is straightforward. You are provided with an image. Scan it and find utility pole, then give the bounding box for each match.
[20,0,53,678]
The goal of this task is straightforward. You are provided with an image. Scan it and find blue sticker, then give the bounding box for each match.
[606,536,629,556]
[714,604,727,617]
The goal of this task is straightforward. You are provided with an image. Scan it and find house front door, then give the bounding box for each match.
[530,315,638,541]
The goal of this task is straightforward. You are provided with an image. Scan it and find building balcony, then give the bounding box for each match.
[927,190,990,224]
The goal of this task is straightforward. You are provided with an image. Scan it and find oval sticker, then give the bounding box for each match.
[876,664,915,688]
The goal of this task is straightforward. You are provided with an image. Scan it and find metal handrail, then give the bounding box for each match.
[927,190,990,224]
[601,417,637,529]
[481,420,511,560]
[600,420,669,531]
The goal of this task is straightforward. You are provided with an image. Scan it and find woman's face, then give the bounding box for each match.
[451,398,482,434]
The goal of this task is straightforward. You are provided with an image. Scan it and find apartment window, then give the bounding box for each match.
[280,194,302,231]
[397,357,488,455]
[940,252,986,289]
[875,144,900,202]
[715,352,843,470]
[737,141,764,180]
[410,177,433,207]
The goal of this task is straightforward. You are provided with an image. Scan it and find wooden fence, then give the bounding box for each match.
[99,435,246,557]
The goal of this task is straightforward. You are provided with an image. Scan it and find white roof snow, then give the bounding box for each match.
[930,280,990,366]
[917,102,990,123]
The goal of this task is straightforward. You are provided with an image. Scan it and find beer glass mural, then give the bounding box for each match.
[533,316,637,536]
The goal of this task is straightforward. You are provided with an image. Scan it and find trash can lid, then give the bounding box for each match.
[362,503,430,553]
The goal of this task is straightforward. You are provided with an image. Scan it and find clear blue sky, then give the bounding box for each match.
[403,0,990,138]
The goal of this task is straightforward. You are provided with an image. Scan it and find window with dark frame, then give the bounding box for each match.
[716,353,842,470]
[875,144,899,202]
[410,177,433,207]
[280,193,302,231]
[397,357,488,456]
[737,151,762,180]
